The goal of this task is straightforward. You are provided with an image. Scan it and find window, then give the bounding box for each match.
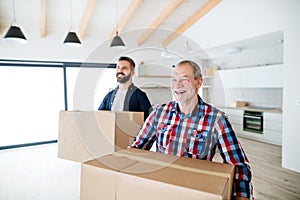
[0,66,64,147]
[66,67,116,110]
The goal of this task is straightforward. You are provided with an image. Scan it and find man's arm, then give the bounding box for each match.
[130,109,157,150]
[138,91,152,120]
[98,92,112,110]
[215,115,253,199]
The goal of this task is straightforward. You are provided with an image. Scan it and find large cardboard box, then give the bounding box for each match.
[58,111,144,163]
[80,148,235,200]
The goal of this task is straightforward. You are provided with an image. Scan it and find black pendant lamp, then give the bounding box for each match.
[64,30,82,47]
[110,31,126,48]
[110,0,126,49]
[3,0,28,44]
[63,0,82,47]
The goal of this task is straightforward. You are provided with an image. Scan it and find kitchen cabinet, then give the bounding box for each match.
[263,112,282,146]
[216,64,283,88]
[220,108,244,134]
[237,110,282,146]
[219,107,282,146]
[216,69,247,88]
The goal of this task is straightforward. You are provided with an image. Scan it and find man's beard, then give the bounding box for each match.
[116,72,131,83]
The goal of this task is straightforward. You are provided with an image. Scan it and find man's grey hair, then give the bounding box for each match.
[176,60,202,79]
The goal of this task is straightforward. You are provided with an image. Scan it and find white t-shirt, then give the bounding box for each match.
[111,89,128,112]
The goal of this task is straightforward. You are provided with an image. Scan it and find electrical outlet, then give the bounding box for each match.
[296,100,300,106]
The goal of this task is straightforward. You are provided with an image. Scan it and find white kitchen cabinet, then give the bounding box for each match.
[244,67,272,87]
[219,108,244,134]
[272,64,283,87]
[263,112,282,146]
[245,64,283,88]
[216,64,283,88]
[216,69,247,88]
[219,107,283,146]
[239,111,282,146]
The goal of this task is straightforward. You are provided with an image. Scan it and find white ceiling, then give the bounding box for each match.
[0,0,284,61]
[0,0,210,45]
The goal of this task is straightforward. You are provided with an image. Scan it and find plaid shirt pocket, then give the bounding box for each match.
[157,124,174,152]
[186,130,208,159]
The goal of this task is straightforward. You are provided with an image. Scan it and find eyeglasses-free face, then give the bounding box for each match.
[116,60,135,83]
[171,64,202,105]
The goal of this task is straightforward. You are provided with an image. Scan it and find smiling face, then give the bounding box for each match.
[171,63,202,105]
[116,60,135,83]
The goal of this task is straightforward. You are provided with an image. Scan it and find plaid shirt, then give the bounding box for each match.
[130,96,253,199]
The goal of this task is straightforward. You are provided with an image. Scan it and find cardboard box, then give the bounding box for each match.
[58,111,144,163]
[80,148,235,200]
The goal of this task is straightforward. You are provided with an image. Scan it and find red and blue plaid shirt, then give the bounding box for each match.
[130,96,253,199]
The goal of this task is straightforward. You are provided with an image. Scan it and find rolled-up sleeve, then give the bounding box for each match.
[130,110,157,150]
[215,115,253,199]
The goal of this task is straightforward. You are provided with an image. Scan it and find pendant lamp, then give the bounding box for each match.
[3,0,28,44]
[110,31,126,48]
[110,0,126,49]
[64,30,82,47]
[63,0,82,46]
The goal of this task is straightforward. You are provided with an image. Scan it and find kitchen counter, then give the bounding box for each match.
[215,105,282,113]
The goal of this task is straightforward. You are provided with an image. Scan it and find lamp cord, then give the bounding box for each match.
[12,0,16,22]
[115,0,118,31]
[70,0,73,28]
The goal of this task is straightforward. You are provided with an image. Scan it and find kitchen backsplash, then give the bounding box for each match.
[210,88,283,108]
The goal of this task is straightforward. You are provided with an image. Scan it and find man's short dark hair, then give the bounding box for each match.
[118,56,135,71]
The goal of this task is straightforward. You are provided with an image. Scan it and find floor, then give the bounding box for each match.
[238,138,300,200]
[0,137,299,200]
[0,144,81,200]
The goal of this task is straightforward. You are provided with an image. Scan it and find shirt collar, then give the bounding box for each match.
[171,95,205,117]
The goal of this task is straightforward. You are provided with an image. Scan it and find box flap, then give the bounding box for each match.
[116,148,179,165]
[116,148,234,176]
[83,154,139,172]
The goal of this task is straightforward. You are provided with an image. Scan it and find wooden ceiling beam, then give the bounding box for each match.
[40,0,47,38]
[162,0,222,47]
[78,0,97,40]
[110,0,142,39]
[137,0,184,46]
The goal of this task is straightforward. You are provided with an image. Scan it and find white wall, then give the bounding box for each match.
[281,3,300,173]
[184,0,300,172]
